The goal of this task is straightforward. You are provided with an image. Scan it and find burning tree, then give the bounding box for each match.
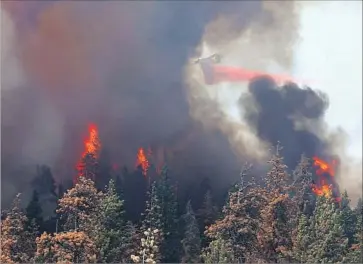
[311,156,341,202]
[136,147,150,177]
[75,123,101,184]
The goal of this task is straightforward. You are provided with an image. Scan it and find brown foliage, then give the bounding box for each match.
[35,231,98,263]
[0,194,31,263]
[57,176,104,234]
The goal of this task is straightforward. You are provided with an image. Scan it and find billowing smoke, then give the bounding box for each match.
[1,0,290,207]
[2,0,361,209]
[240,78,331,169]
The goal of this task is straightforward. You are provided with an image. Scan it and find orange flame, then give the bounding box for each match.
[136,147,149,176]
[74,123,101,183]
[311,156,338,199]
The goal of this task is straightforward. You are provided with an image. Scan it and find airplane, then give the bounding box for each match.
[193,53,221,64]
[193,53,306,86]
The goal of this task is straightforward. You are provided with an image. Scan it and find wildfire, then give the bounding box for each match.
[83,123,101,159]
[136,147,150,176]
[311,156,339,200]
[74,123,101,183]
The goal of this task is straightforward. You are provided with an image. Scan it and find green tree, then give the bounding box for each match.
[181,201,201,263]
[291,154,315,217]
[95,179,131,263]
[142,182,164,261]
[291,213,313,263]
[307,195,349,263]
[340,190,358,245]
[141,165,180,262]
[196,190,218,244]
[26,190,43,229]
[344,199,363,263]
[32,165,58,218]
[201,235,235,263]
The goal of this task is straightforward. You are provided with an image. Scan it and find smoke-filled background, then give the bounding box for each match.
[1,1,362,208]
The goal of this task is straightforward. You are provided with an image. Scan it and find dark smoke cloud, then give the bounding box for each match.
[2,1,273,207]
[240,77,332,171]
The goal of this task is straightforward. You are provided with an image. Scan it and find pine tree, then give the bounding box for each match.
[142,182,164,261]
[77,152,100,182]
[31,165,58,218]
[196,190,219,248]
[344,199,363,263]
[155,166,180,263]
[201,235,235,263]
[291,154,315,217]
[95,179,131,263]
[181,201,201,263]
[32,165,57,197]
[96,150,112,190]
[131,228,161,264]
[258,148,295,262]
[205,165,266,262]
[291,213,313,263]
[340,190,358,246]
[26,190,43,229]
[56,176,104,235]
[307,195,349,263]
[141,165,180,262]
[0,194,29,263]
[197,190,218,230]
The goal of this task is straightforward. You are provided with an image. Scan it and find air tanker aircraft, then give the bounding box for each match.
[194,53,306,85]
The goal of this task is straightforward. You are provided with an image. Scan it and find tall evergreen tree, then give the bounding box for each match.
[96,149,112,190]
[258,149,295,262]
[291,213,313,263]
[291,154,315,217]
[344,199,363,263]
[141,165,180,262]
[340,190,358,246]
[31,165,58,218]
[196,190,219,248]
[181,201,201,263]
[205,165,266,262]
[201,235,235,264]
[307,195,349,263]
[26,190,43,230]
[95,179,131,263]
[155,166,180,263]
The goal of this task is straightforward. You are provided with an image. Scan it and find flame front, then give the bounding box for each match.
[75,123,101,183]
[311,156,338,199]
[136,147,149,176]
[84,124,101,158]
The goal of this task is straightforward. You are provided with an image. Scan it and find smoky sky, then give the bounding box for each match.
[240,77,331,171]
[1,1,271,206]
